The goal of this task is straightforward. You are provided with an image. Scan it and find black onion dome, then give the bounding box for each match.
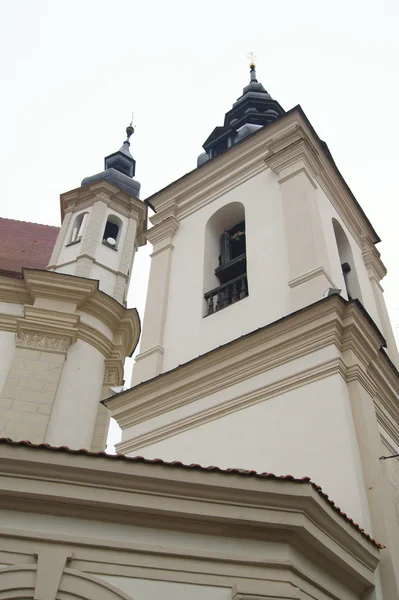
[82,123,141,197]
[198,64,285,166]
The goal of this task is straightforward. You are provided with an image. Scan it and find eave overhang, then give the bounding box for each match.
[0,437,381,594]
[145,105,380,245]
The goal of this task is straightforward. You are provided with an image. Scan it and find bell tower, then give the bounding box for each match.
[107,63,399,599]
[47,124,147,305]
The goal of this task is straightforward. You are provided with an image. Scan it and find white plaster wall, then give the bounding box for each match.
[89,264,118,298]
[155,169,392,376]
[0,331,17,393]
[99,576,230,600]
[162,169,289,372]
[45,339,104,449]
[126,372,372,532]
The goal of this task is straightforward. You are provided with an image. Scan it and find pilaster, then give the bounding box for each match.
[265,133,335,312]
[131,215,179,385]
[0,305,78,444]
[361,234,399,368]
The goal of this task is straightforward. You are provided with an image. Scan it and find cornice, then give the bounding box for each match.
[145,216,180,248]
[117,358,346,450]
[23,269,98,307]
[16,305,79,353]
[0,443,380,578]
[144,108,378,248]
[0,275,31,305]
[107,298,394,432]
[0,270,140,361]
[288,266,336,289]
[60,181,147,247]
[361,234,387,282]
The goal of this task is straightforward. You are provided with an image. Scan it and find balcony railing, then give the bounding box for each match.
[204,273,248,316]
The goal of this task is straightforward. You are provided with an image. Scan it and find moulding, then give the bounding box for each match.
[145,216,180,248]
[0,276,31,306]
[150,243,175,258]
[143,109,378,247]
[0,272,140,367]
[0,442,380,583]
[232,582,300,600]
[0,313,17,333]
[60,181,147,247]
[117,358,346,452]
[108,298,392,432]
[16,332,70,354]
[16,305,79,353]
[288,266,336,289]
[361,234,387,282]
[134,345,165,363]
[0,270,140,358]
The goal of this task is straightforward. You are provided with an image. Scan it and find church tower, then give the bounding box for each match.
[106,63,399,598]
[47,124,147,305]
[0,125,147,452]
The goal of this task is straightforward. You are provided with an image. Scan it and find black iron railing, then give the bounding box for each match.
[204,273,248,316]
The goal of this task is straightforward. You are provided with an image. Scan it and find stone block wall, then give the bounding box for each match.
[0,347,65,443]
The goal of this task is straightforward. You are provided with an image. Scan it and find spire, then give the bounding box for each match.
[197,58,285,166]
[105,120,136,178]
[250,63,258,82]
[81,118,141,197]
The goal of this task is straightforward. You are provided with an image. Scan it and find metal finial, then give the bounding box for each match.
[126,112,134,141]
[246,51,257,69]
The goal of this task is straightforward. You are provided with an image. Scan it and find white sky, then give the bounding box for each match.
[1,0,398,451]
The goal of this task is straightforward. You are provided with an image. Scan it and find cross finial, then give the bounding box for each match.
[246,51,257,68]
[126,112,135,142]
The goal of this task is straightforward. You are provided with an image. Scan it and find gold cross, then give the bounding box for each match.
[246,51,257,67]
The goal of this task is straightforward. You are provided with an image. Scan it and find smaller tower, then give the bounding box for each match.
[47,124,147,305]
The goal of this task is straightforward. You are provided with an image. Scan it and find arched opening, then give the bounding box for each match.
[69,212,88,244]
[332,219,362,301]
[103,215,122,250]
[0,565,134,600]
[203,202,248,316]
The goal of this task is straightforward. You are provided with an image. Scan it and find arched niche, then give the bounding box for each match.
[332,218,362,301]
[203,201,248,315]
[0,565,133,600]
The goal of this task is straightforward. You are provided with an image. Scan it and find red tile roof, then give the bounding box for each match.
[0,437,383,549]
[0,217,59,278]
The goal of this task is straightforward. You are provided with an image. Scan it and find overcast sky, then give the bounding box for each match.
[1,0,398,451]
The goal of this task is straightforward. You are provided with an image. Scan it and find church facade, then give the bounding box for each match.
[0,64,398,599]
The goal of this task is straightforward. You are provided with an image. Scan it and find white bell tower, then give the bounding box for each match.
[47,124,147,305]
[107,64,399,599]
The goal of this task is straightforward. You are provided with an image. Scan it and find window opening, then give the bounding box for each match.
[204,213,248,316]
[103,215,122,249]
[341,262,352,300]
[332,219,362,302]
[69,212,88,245]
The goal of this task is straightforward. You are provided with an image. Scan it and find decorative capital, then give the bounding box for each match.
[103,359,124,387]
[16,332,70,353]
[145,216,180,249]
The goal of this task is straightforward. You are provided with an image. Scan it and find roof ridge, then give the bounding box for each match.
[0,216,59,229]
[0,437,384,550]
